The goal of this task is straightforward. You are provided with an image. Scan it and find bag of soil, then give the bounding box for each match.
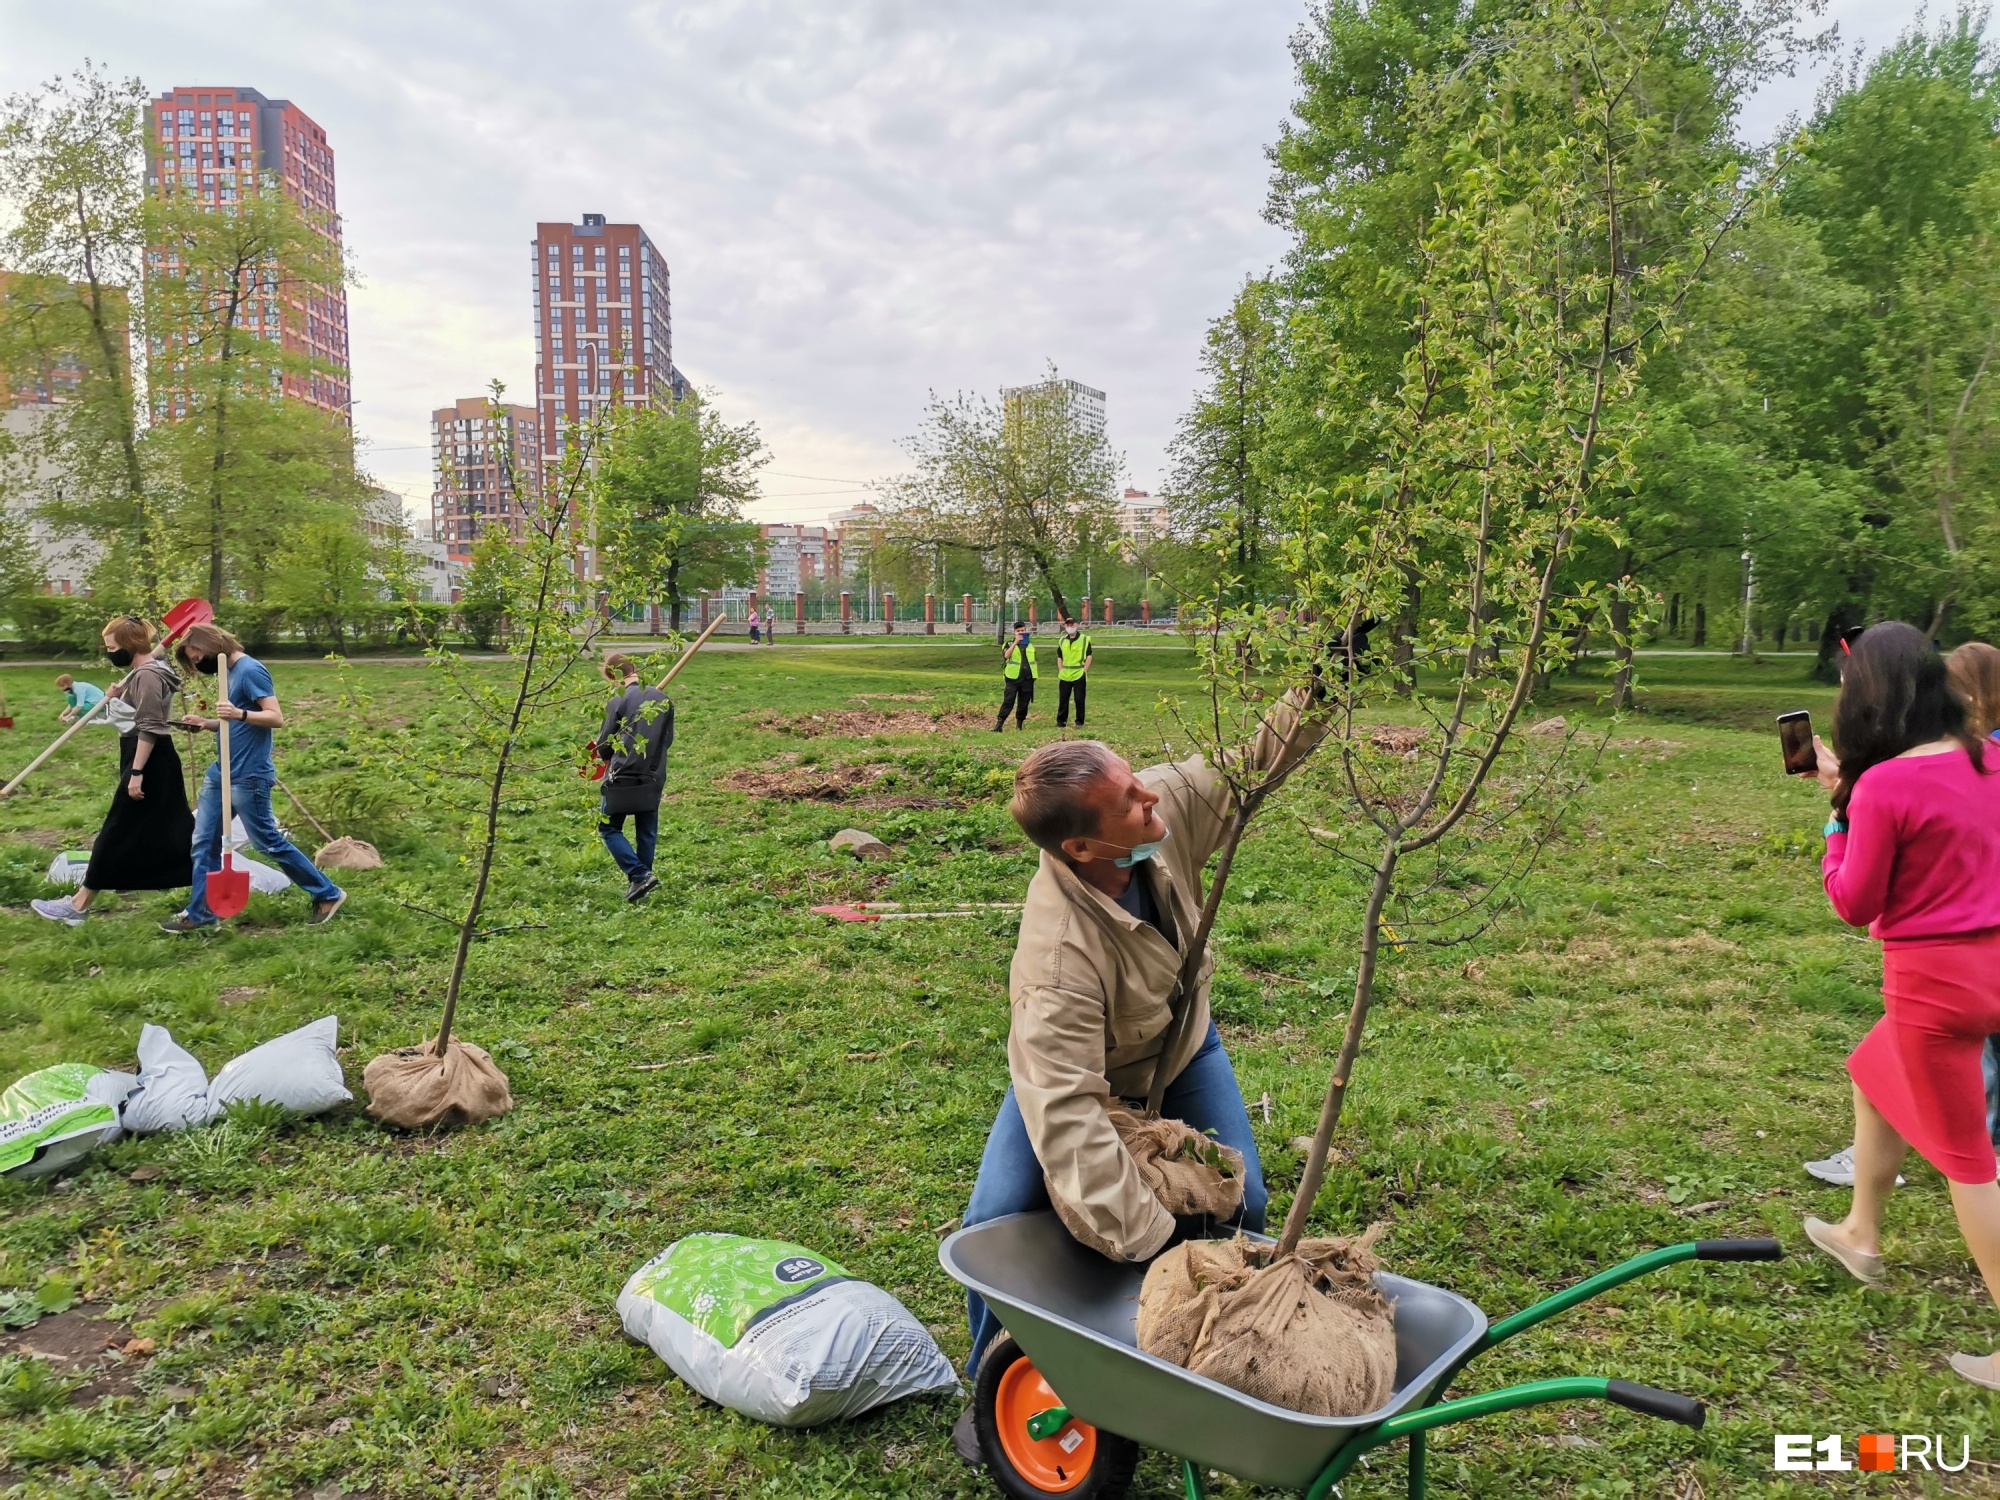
[1136,1227,1397,1417]
[617,1233,958,1427]
[0,1064,124,1178]
[1048,1107,1245,1259]
[210,1016,351,1116]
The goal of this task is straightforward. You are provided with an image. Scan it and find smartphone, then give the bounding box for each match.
[1778,711,1816,776]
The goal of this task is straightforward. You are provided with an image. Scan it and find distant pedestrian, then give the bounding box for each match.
[749,607,762,645]
[994,621,1038,732]
[1796,623,2000,1390]
[1055,618,1093,728]
[31,618,193,928]
[54,674,105,724]
[595,652,673,902]
[161,623,344,934]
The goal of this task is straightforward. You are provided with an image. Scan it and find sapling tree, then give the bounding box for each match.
[1260,0,1778,1257]
[354,383,609,1127]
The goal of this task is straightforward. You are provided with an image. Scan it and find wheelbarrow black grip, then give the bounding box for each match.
[1606,1380,1706,1429]
[1694,1237,1784,1261]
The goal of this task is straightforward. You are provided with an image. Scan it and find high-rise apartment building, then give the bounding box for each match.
[145,86,351,417]
[757,524,839,597]
[431,397,544,563]
[532,214,685,460]
[1002,377,1106,435]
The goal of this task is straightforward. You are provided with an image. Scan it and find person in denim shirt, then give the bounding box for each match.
[159,623,344,934]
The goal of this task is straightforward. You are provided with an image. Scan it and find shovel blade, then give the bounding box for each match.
[161,597,214,646]
[206,855,251,919]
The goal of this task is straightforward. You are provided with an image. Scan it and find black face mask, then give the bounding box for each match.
[105,648,134,667]
[191,654,219,676]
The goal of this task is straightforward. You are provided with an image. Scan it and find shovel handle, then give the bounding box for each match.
[653,610,730,691]
[0,696,109,797]
[216,655,234,854]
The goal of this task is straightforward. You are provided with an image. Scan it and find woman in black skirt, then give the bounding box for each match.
[30,616,195,926]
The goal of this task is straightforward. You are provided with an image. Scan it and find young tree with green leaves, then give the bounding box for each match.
[594,393,765,631]
[882,366,1119,635]
[355,388,608,1128]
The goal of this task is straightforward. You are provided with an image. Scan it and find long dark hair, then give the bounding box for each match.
[1831,621,1985,817]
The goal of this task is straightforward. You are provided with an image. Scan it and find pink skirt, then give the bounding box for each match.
[1848,931,2000,1184]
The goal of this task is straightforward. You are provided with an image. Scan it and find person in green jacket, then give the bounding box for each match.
[994,621,1038,732]
[1054,618,1092,728]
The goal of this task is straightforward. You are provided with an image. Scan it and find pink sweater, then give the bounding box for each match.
[1823,747,2000,944]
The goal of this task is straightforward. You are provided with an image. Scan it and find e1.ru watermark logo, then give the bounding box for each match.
[1775,1433,1970,1472]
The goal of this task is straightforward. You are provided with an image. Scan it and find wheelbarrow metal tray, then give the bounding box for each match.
[942,1213,1487,1491]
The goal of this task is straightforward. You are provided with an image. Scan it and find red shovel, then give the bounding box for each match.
[205,653,250,920]
[161,596,213,647]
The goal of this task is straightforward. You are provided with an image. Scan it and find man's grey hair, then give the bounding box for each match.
[1011,739,1121,854]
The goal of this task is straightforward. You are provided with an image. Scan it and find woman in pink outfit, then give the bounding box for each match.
[1804,622,2000,1388]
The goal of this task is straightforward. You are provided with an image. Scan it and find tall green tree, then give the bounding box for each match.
[145,173,357,608]
[1166,278,1283,603]
[0,66,161,605]
[595,393,765,632]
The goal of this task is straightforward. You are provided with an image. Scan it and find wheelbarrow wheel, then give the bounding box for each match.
[974,1336,1137,1499]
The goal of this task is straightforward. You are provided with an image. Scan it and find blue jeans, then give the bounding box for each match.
[600,807,658,881]
[961,1021,1266,1374]
[185,767,342,924]
[1985,1037,2000,1145]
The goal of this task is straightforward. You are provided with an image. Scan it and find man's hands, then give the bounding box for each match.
[1813,734,1841,792]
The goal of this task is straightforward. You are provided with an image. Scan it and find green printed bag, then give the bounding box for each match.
[0,1064,131,1179]
[617,1233,958,1426]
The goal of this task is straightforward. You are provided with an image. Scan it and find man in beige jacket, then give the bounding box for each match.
[956,694,1319,1403]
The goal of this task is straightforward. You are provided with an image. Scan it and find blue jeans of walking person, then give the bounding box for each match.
[600,808,658,882]
[960,1021,1267,1376]
[183,767,342,925]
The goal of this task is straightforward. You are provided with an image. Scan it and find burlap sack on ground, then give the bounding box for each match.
[1135,1227,1397,1417]
[1049,1107,1245,1258]
[363,1040,513,1129]
[315,836,383,872]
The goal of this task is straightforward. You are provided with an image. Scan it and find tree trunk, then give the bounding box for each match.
[1692,601,1706,648]
[666,554,683,634]
[1391,571,1419,698]
[1278,846,1398,1256]
[1668,593,1680,637]
[1609,595,1634,711]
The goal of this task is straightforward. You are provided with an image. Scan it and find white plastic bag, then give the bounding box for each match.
[617,1233,958,1427]
[210,1016,350,1116]
[85,1070,138,1145]
[120,1025,217,1134]
[45,852,90,887]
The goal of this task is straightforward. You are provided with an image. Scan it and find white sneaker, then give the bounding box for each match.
[29,898,85,927]
[1804,1145,1904,1188]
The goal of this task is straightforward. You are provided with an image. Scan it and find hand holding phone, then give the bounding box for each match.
[1778,711,1816,776]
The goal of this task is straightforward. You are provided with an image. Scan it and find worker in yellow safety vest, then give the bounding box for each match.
[1055,618,1093,728]
[994,620,1039,731]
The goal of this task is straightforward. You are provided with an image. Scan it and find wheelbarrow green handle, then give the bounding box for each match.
[1305,1377,1706,1499]
[1477,1238,1781,1356]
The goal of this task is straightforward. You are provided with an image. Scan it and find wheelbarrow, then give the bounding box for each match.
[940,1212,1782,1499]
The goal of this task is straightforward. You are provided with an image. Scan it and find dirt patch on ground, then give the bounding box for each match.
[750,708,987,738]
[721,765,964,808]
[3,830,91,850]
[0,1307,144,1403]
[849,692,935,702]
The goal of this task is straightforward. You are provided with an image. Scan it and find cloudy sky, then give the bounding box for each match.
[0,0,1950,526]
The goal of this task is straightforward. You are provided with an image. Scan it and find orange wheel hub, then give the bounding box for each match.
[994,1356,1097,1492]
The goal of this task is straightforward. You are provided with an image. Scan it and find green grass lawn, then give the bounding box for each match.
[0,641,1990,1499]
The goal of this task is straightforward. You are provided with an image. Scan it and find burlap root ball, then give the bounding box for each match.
[363,1039,514,1130]
[1136,1226,1397,1417]
[1048,1107,1246,1258]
